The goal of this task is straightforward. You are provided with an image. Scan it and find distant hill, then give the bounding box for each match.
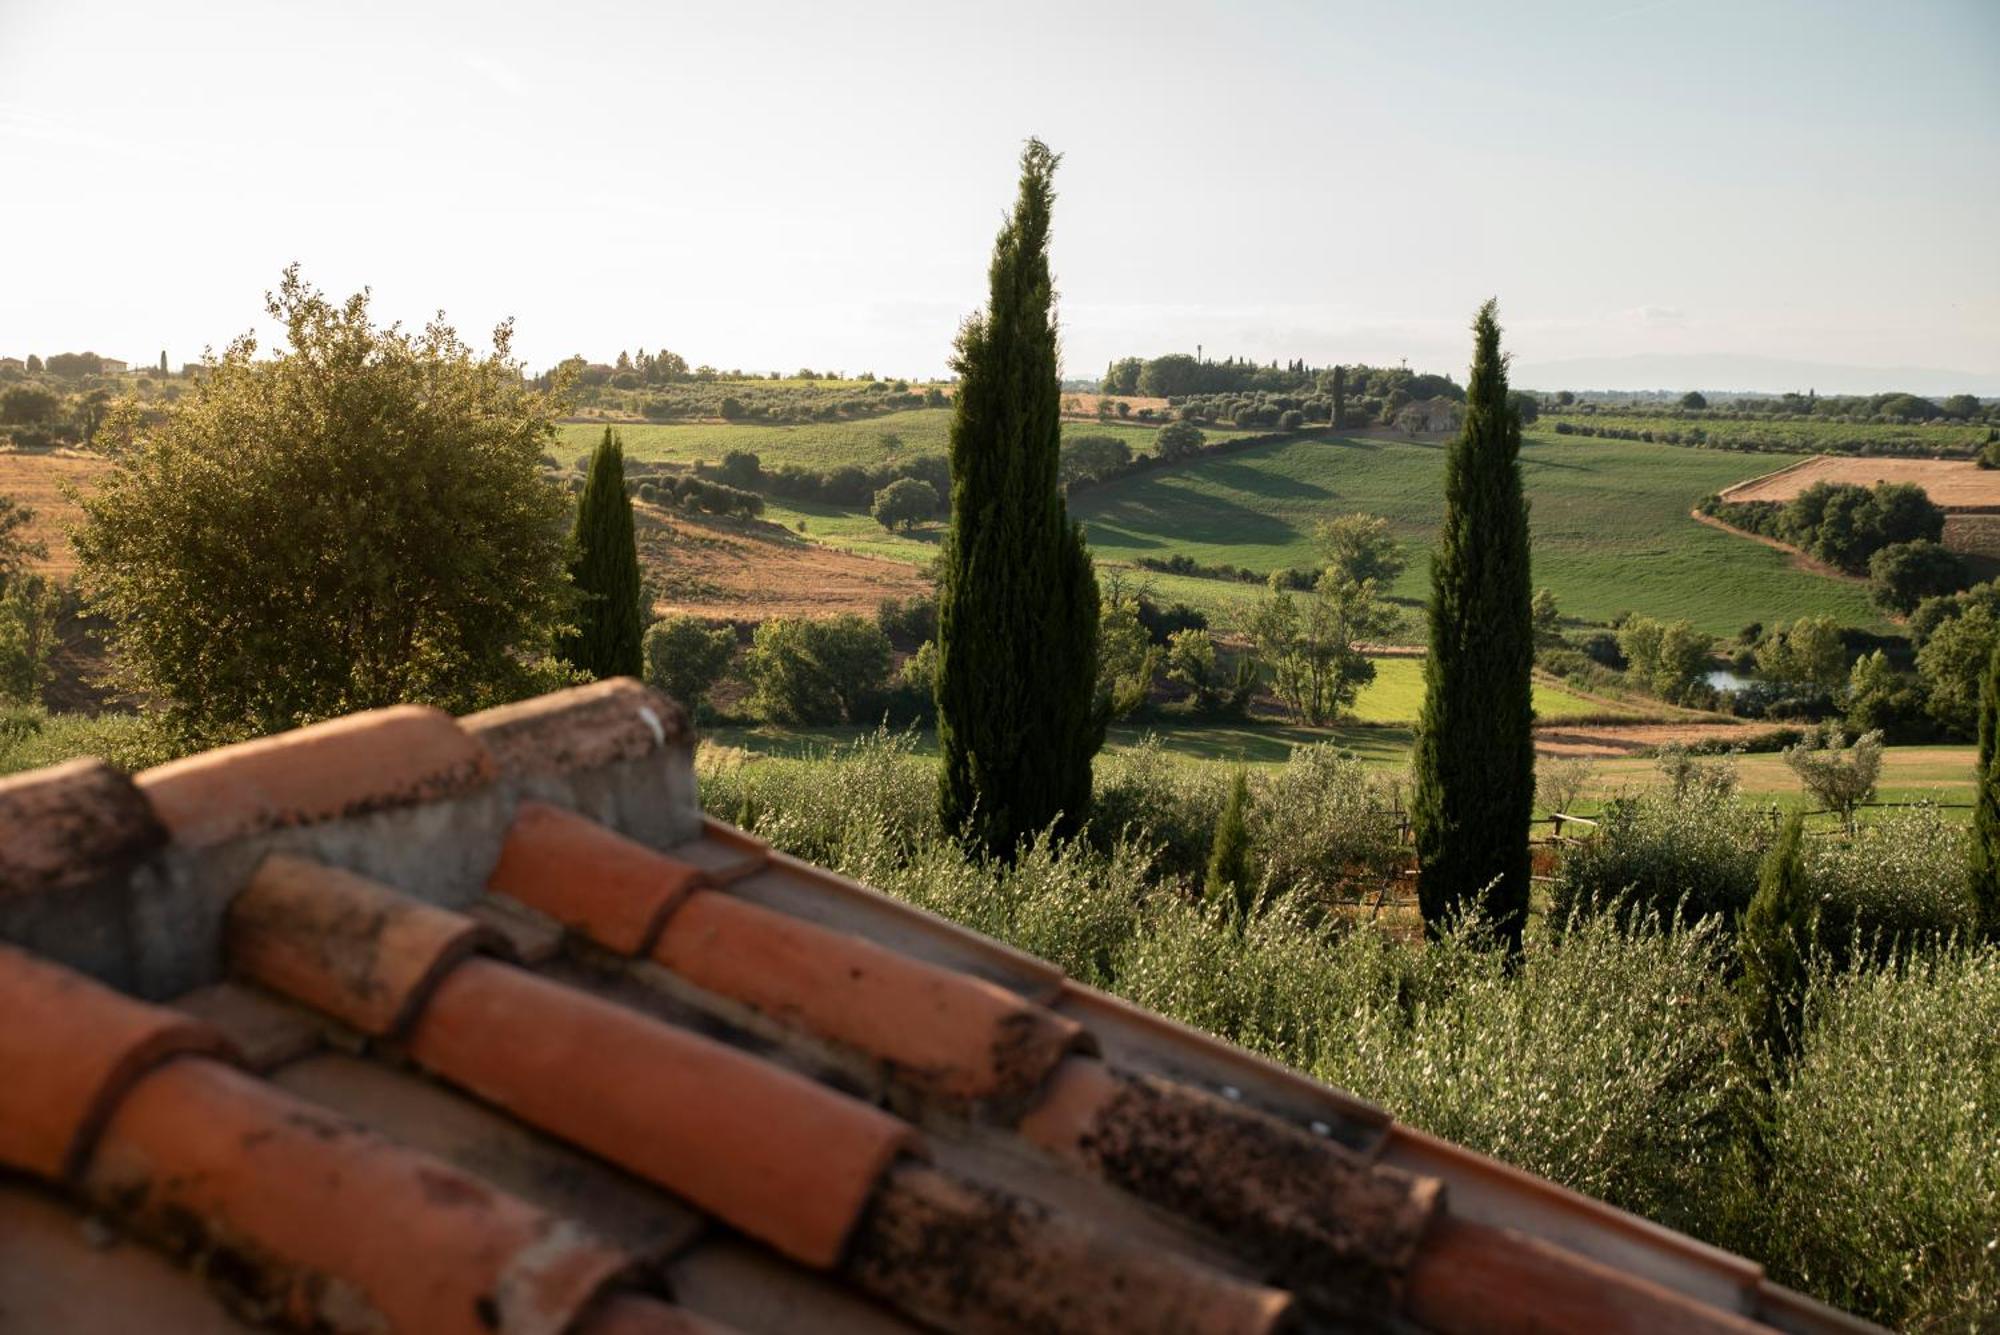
[1515,353,1999,399]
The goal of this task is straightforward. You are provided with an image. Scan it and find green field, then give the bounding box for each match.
[558,410,1237,473]
[1070,431,1889,638]
[1545,411,1991,455]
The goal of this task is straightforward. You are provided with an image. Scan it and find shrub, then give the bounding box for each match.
[642,616,736,714]
[870,476,939,532]
[1739,948,2000,1329]
[1155,420,1206,461]
[742,615,892,723]
[1278,409,1304,431]
[1868,538,1967,614]
[875,593,937,648]
[1248,744,1402,907]
[1204,770,1255,922]
[1550,758,1768,929]
[1781,725,1882,817]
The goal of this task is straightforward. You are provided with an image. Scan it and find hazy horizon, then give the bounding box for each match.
[3,0,1995,394]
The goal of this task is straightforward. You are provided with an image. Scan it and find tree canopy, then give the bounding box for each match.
[75,267,574,740]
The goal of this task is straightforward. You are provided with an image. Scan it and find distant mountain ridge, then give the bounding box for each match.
[1514,353,1998,399]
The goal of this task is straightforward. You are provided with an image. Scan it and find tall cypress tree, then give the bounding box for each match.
[936,140,1102,859]
[1411,300,1535,954]
[1970,644,2000,940]
[1331,365,1346,429]
[559,426,644,680]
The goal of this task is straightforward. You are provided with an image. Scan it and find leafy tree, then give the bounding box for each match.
[1916,603,1999,734]
[1314,512,1406,587]
[1248,572,1396,725]
[1412,300,1535,953]
[1204,769,1255,924]
[0,495,46,587]
[1737,814,1816,1061]
[1102,357,1143,395]
[1753,615,1845,692]
[1868,539,1967,615]
[1096,590,1155,720]
[871,476,938,532]
[744,615,891,723]
[1619,615,1715,703]
[1058,433,1130,487]
[643,615,736,713]
[558,427,644,680]
[1154,419,1206,461]
[0,572,63,706]
[1845,650,1925,738]
[1530,587,1561,639]
[44,352,101,379]
[935,140,1102,857]
[0,386,60,427]
[1940,393,1982,420]
[23,355,41,373]
[74,267,573,741]
[1679,390,1708,410]
[1507,390,1540,425]
[1971,645,2000,940]
[1163,627,1255,717]
[1137,353,1203,398]
[1782,725,1884,821]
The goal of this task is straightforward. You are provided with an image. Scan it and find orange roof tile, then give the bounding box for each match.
[490,800,708,954]
[0,676,1886,1335]
[652,888,1086,1104]
[137,705,494,848]
[228,854,500,1038]
[0,942,233,1180]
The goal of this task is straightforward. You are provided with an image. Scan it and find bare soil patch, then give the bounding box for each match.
[635,505,930,621]
[0,450,111,577]
[1720,455,2000,511]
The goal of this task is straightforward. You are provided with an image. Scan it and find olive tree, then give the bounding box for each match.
[75,268,575,741]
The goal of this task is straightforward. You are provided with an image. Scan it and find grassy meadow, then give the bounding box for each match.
[558,409,1235,473]
[1071,430,1889,637]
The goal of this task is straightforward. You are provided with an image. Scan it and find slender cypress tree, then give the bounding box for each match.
[1205,769,1255,926]
[1738,814,1816,1061]
[559,426,644,680]
[936,140,1102,859]
[1411,300,1535,954]
[1331,365,1346,430]
[1970,644,2000,940]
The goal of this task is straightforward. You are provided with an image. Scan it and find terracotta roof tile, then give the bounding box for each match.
[137,705,494,848]
[463,678,690,783]
[719,841,1066,1002]
[847,1161,1297,1335]
[172,981,325,1072]
[1016,1057,1438,1323]
[0,756,163,896]
[575,1293,743,1335]
[653,888,1086,1104]
[406,957,920,1270]
[82,1056,633,1335]
[226,854,503,1038]
[490,800,708,953]
[0,942,235,1181]
[1405,1215,1771,1335]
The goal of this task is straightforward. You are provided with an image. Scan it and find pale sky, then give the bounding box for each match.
[2,0,1996,392]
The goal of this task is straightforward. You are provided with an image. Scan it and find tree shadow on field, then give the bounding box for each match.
[1077,488,1299,552]
[1200,459,1332,500]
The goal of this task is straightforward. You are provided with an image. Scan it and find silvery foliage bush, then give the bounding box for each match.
[1089,734,1227,881]
[1800,804,1977,958]
[1550,752,1770,928]
[1729,947,2000,1330]
[1247,743,1403,906]
[1113,903,1741,1235]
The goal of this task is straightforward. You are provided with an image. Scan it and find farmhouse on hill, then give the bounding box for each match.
[1396,396,1466,435]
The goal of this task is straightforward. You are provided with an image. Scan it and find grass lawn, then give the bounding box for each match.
[1069,431,1889,639]
[559,411,1238,474]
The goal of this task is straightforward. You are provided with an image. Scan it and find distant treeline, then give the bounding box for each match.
[1548,416,1993,459]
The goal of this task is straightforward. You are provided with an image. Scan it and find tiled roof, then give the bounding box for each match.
[0,678,1881,1335]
